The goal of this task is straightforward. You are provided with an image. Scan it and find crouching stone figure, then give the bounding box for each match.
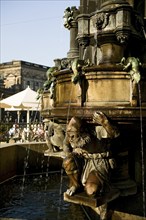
[62,112,120,197]
[44,119,66,153]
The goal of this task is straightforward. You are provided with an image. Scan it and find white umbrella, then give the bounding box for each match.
[0,86,40,124]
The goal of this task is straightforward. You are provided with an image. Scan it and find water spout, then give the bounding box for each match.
[57,168,64,219]
[21,145,30,197]
[138,83,146,217]
[66,84,73,124]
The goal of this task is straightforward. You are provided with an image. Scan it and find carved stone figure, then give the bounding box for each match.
[71,58,84,84]
[36,67,57,103]
[44,119,66,153]
[54,58,71,70]
[63,6,79,30]
[121,57,141,83]
[121,57,142,106]
[71,58,90,105]
[63,7,74,29]
[63,112,120,197]
[43,67,57,99]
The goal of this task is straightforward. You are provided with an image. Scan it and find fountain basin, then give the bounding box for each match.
[0,142,62,183]
[0,142,146,219]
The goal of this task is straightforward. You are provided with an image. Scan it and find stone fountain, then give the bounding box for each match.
[40,0,146,219]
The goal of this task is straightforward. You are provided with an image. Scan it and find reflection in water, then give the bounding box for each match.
[0,173,89,220]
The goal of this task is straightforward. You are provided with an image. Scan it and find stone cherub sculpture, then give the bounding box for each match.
[120,57,142,106]
[62,112,120,197]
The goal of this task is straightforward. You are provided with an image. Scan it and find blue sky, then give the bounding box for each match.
[0,0,80,67]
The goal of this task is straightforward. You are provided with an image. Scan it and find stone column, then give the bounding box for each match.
[67,21,79,59]
[76,14,90,59]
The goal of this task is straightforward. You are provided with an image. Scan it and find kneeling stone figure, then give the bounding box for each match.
[63,112,120,197]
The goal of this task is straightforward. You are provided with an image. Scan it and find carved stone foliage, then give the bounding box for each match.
[61,58,71,69]
[96,12,109,30]
[54,58,71,70]
[77,35,90,48]
[116,31,129,44]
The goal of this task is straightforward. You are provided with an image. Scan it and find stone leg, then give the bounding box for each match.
[131,81,138,106]
[62,154,84,196]
[45,138,54,152]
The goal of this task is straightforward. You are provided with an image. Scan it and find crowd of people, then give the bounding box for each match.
[8,123,45,142]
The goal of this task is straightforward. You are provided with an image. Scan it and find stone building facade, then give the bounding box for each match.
[0,60,49,123]
[0,60,49,98]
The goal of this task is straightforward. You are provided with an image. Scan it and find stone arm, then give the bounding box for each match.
[93,111,120,139]
[123,61,131,70]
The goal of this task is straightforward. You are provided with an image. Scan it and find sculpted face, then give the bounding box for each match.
[66,117,82,148]
[67,128,80,148]
[66,117,91,149]
[67,126,91,149]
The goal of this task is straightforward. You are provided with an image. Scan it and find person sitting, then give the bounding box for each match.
[8,124,16,138]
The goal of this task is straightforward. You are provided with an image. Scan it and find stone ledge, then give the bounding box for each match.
[64,188,120,208]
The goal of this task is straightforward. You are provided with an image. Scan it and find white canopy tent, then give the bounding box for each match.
[0,86,40,124]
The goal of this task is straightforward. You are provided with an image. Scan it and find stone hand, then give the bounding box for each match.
[73,147,83,155]
[93,111,108,126]
[73,148,88,157]
[66,186,77,196]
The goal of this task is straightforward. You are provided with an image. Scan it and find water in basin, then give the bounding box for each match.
[0,172,89,220]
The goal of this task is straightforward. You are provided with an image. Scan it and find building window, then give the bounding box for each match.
[35,82,39,90]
